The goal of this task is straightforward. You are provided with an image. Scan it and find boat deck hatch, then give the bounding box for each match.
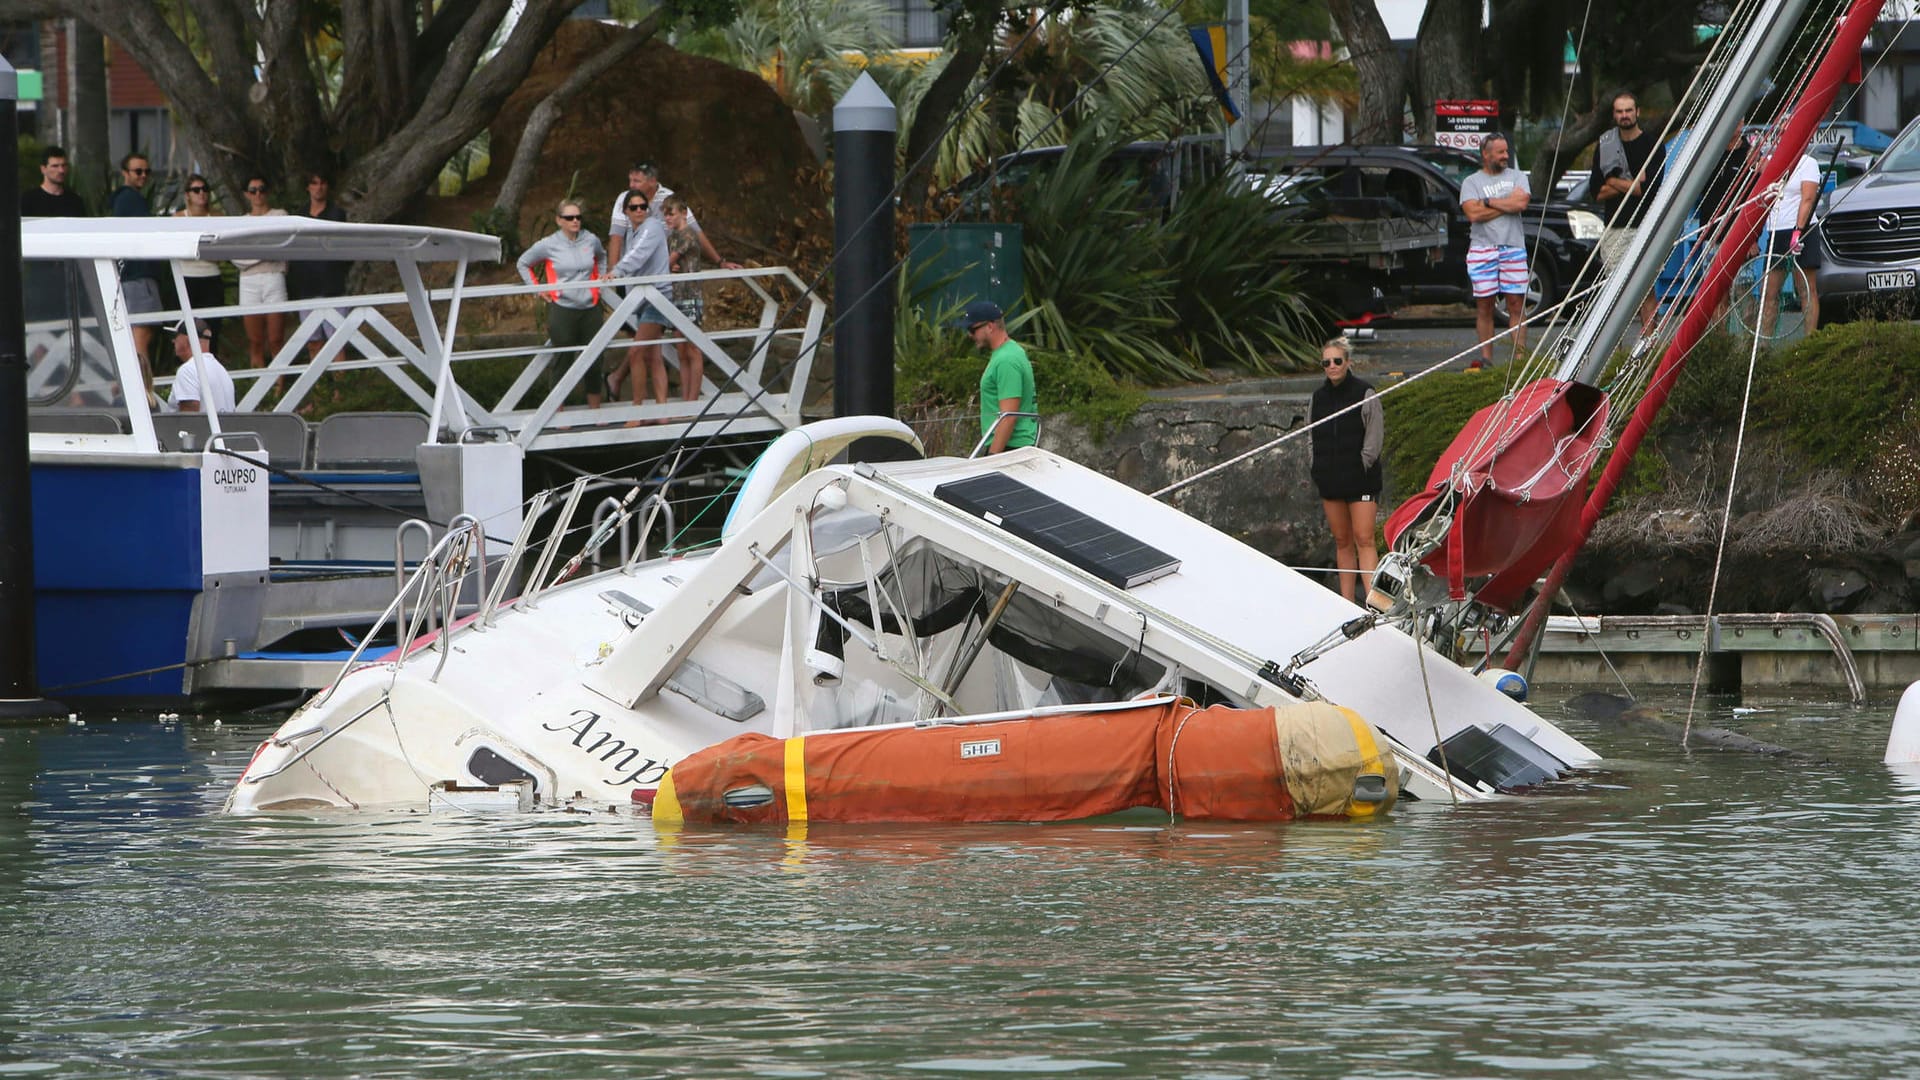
[934,473,1180,589]
[665,659,765,723]
[1428,723,1569,792]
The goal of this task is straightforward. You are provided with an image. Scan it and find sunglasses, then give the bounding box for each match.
[245,186,267,193]
[129,167,150,175]
[558,213,582,221]
[626,202,648,211]
[186,185,208,193]
[1323,358,1345,367]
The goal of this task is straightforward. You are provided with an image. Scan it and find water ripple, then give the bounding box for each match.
[4,694,1920,1076]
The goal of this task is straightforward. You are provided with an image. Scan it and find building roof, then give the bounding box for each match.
[21,215,502,263]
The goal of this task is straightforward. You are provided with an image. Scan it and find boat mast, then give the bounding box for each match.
[1506,0,1889,667]
[1552,0,1811,385]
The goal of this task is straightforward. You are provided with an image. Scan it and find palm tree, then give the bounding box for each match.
[714,0,902,115]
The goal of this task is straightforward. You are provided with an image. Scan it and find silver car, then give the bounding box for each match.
[1815,116,1920,322]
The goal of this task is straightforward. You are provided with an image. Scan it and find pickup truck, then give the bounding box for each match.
[1255,145,1604,320]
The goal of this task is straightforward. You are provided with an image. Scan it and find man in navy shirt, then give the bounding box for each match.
[110,153,161,388]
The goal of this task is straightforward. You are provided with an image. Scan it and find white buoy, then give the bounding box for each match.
[1885,681,1920,763]
[1477,668,1529,702]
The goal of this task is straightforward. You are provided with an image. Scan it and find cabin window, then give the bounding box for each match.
[26,259,125,415]
[810,537,1166,724]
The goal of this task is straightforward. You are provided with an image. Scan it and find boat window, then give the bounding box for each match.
[26,260,124,413]
[818,538,1165,703]
[744,504,886,592]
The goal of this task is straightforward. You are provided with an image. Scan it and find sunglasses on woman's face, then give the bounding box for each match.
[187,186,208,193]
[1323,357,1345,367]
[626,203,648,212]
[246,186,266,194]
[558,213,582,221]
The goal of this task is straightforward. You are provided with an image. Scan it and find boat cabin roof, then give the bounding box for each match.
[22,216,501,264]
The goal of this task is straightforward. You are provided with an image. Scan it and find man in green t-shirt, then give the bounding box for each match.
[960,300,1037,453]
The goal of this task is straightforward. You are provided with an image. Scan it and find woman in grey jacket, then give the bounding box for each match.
[516,199,608,407]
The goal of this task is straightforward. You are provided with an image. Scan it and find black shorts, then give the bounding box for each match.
[1316,484,1380,504]
[1765,228,1820,270]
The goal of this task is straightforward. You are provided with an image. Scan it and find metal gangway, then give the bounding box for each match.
[25,218,823,455]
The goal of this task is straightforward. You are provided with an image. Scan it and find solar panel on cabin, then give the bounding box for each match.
[934,473,1181,589]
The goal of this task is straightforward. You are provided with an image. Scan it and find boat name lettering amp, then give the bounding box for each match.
[542,710,670,786]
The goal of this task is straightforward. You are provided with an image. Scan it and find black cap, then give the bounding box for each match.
[956,300,1004,329]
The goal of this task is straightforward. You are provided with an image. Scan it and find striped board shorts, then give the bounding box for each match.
[1467,245,1529,298]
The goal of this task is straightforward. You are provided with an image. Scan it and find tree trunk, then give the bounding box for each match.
[43,0,595,225]
[68,18,108,209]
[490,11,663,229]
[1327,0,1405,143]
[1410,0,1478,143]
[902,34,988,195]
[1528,98,1610,197]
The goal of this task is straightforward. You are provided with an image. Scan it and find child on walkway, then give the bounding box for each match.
[660,194,740,403]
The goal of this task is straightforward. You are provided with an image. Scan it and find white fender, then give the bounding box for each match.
[1477,668,1529,702]
[1887,681,1920,763]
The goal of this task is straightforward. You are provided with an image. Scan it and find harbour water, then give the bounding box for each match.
[4,688,1919,1077]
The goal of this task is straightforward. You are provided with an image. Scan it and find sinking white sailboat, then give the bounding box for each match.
[229,416,1599,814]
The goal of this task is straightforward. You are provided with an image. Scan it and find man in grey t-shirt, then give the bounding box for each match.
[1459,134,1532,366]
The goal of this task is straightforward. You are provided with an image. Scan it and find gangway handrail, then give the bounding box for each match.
[55,262,821,456]
[1545,612,1866,705]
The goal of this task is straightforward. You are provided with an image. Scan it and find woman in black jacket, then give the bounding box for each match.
[1308,338,1384,603]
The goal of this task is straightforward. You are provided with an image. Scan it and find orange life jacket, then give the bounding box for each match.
[540,258,601,306]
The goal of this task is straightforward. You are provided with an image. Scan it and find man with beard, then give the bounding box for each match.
[1460,133,1532,366]
[1588,92,1667,336]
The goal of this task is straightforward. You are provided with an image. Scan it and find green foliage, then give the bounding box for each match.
[1161,170,1321,370]
[702,0,899,114]
[894,283,1146,450]
[469,205,520,254]
[1013,136,1189,382]
[1751,321,1920,471]
[1378,366,1508,490]
[1653,328,1757,431]
[865,2,1218,189]
[17,133,41,197]
[1008,130,1320,384]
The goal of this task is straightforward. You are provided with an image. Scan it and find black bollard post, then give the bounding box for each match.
[830,73,910,462]
[0,57,61,720]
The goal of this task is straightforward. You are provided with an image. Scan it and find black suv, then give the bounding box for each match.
[948,137,1228,217]
[1256,145,1605,317]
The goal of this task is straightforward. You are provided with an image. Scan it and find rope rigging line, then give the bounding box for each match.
[1525,0,1770,354]
[1149,275,1608,500]
[557,2,1241,557]
[614,1,1159,495]
[1683,230,1773,743]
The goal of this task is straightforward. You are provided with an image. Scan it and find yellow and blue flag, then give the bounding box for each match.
[1188,24,1241,122]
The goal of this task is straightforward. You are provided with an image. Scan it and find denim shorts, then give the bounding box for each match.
[123,276,163,314]
[636,301,676,327]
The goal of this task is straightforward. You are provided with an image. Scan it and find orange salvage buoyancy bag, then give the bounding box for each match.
[648,700,1397,825]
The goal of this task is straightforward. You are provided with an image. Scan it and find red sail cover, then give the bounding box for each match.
[1383,378,1609,606]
